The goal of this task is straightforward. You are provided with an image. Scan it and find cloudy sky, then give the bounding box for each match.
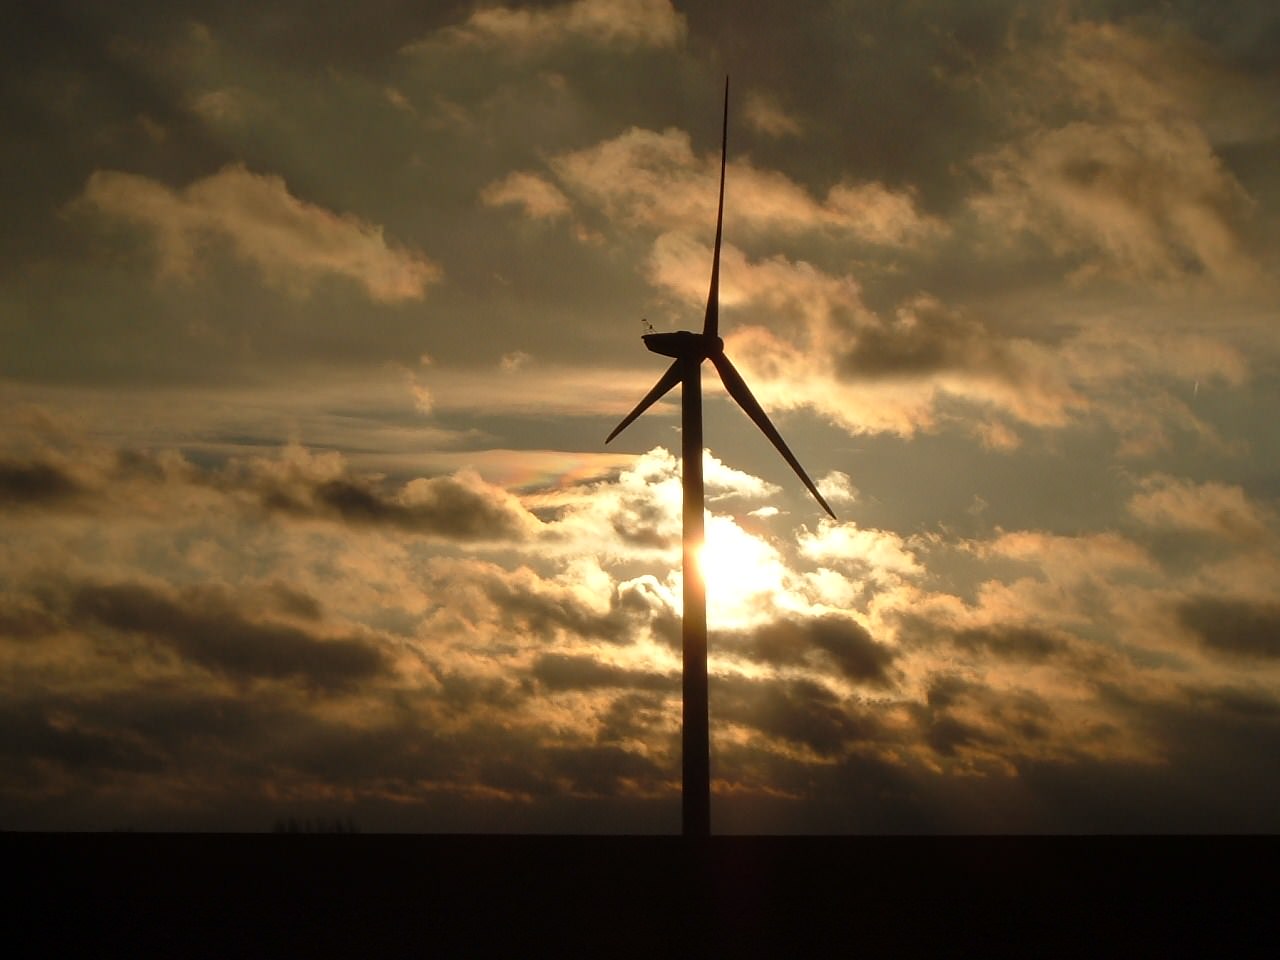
[3,0,1279,832]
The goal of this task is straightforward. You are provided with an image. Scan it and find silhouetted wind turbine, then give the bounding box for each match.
[606,77,836,838]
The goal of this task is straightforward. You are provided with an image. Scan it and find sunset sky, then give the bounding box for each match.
[4,0,1279,832]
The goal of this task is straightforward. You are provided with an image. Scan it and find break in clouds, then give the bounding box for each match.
[2,0,1279,830]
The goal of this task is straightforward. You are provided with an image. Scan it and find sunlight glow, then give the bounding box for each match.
[698,514,790,627]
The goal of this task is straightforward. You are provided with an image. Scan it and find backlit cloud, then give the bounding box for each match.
[1129,474,1272,544]
[743,91,802,138]
[431,0,685,52]
[972,20,1258,285]
[240,444,543,542]
[481,172,571,220]
[78,164,441,302]
[549,128,943,245]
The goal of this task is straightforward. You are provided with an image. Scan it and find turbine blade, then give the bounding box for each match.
[710,351,837,519]
[702,76,729,340]
[605,360,683,444]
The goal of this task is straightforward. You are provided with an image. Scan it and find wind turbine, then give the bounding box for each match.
[606,77,836,837]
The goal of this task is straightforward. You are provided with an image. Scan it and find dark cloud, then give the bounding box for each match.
[429,665,528,714]
[0,459,82,507]
[267,478,532,545]
[837,298,1016,381]
[1177,596,1280,659]
[546,744,666,797]
[610,501,674,548]
[482,573,657,646]
[0,436,539,544]
[952,625,1067,663]
[1185,684,1280,721]
[265,581,323,621]
[476,756,553,798]
[0,444,203,515]
[67,581,390,689]
[263,472,537,541]
[714,674,872,757]
[740,615,896,685]
[0,698,165,776]
[913,675,1056,759]
[898,614,1073,665]
[0,597,59,641]
[596,690,670,744]
[531,653,675,692]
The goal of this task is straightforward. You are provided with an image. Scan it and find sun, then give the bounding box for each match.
[697,515,789,627]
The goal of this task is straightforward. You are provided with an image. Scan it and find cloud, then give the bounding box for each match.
[499,351,532,372]
[0,596,58,641]
[0,459,83,508]
[244,444,541,542]
[0,445,200,517]
[824,182,945,247]
[743,91,802,138]
[798,521,923,583]
[189,86,256,127]
[543,742,666,796]
[1177,596,1280,660]
[952,625,1069,664]
[474,558,663,645]
[738,615,897,687]
[714,674,872,758]
[531,653,675,691]
[431,0,685,52]
[816,472,857,505]
[971,20,1258,285]
[0,432,542,546]
[977,530,1153,583]
[2,424,1278,830]
[1128,474,1272,544]
[834,295,1010,380]
[550,128,943,245]
[78,164,441,302]
[703,451,780,501]
[909,674,1063,764]
[481,172,571,220]
[66,580,390,690]
[648,240,1081,437]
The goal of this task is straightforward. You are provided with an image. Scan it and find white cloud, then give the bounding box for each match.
[190,87,254,126]
[482,172,571,220]
[703,451,781,501]
[817,472,858,505]
[743,91,802,138]
[79,164,441,302]
[798,521,924,583]
[500,351,533,372]
[825,181,944,247]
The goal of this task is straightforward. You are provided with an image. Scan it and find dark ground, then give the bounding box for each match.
[8,833,1274,956]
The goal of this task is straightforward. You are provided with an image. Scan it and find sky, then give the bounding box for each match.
[3,0,1279,833]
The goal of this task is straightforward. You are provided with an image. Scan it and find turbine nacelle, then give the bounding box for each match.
[643,331,724,360]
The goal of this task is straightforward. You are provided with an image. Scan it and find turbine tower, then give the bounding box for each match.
[606,77,836,837]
